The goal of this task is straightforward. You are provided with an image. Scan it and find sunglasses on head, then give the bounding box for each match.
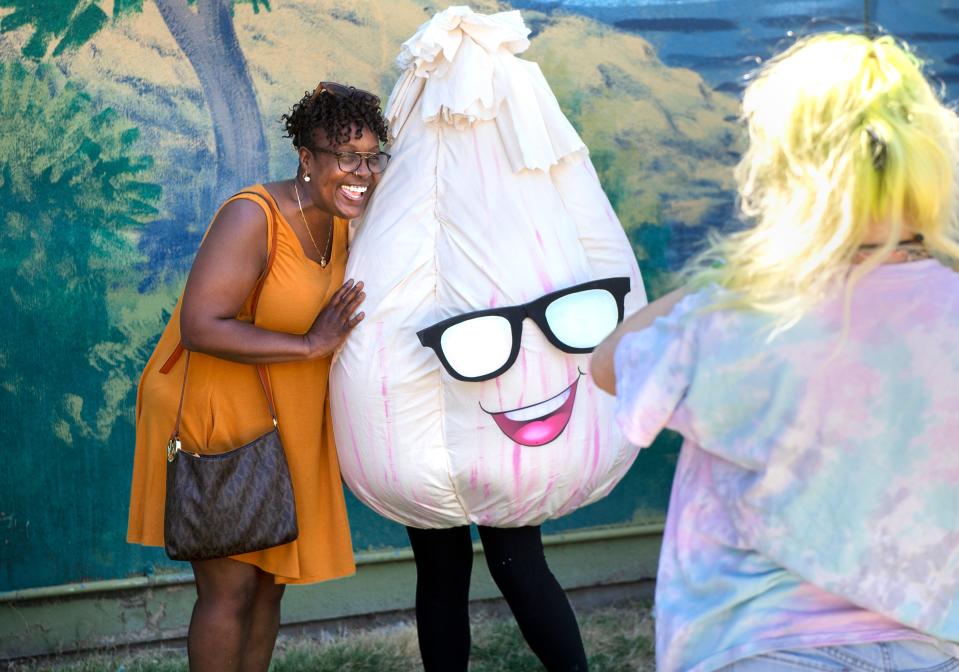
[417,277,631,382]
[313,81,381,108]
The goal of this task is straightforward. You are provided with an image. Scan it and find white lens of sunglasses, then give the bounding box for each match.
[439,315,513,379]
[544,289,619,349]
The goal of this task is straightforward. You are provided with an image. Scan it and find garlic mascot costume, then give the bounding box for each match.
[331,6,646,530]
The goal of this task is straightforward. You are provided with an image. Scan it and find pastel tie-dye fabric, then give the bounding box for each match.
[614,259,959,672]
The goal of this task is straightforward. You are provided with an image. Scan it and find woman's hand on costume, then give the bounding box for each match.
[303,279,366,358]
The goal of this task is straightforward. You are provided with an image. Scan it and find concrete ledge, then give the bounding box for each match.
[0,523,663,660]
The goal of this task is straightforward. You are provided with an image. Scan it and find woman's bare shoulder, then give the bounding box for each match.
[201,196,270,257]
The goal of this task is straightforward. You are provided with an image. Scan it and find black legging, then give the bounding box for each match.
[406,525,588,672]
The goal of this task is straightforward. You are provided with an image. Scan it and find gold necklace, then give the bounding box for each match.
[293,180,332,268]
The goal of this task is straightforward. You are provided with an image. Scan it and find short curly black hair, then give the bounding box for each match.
[282,84,389,149]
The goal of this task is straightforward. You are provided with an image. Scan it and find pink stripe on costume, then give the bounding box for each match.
[516,350,528,409]
[582,160,618,225]
[587,383,602,483]
[376,322,398,484]
[338,386,372,495]
[513,443,523,503]
[531,231,555,295]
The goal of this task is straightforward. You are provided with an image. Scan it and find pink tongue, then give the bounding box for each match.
[508,414,569,447]
[506,409,569,446]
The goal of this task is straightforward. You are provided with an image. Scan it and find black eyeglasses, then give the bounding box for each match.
[312,147,391,174]
[417,277,631,382]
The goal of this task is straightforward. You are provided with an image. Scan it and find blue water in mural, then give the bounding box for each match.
[516,0,959,99]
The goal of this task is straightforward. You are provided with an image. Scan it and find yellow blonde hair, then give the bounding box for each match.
[689,32,959,326]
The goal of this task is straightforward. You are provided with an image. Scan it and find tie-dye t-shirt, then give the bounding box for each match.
[613,259,959,672]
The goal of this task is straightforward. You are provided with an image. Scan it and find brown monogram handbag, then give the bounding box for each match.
[161,191,298,561]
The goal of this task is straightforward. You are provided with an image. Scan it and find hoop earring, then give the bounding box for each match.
[303,172,311,182]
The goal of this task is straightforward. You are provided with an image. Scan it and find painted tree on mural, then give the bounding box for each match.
[0,0,271,192]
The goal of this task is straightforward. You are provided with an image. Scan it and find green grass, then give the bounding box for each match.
[9,600,655,672]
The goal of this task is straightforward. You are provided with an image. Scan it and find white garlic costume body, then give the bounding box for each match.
[331,7,647,529]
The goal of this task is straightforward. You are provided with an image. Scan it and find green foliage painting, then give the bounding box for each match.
[0,59,159,440]
[0,59,161,585]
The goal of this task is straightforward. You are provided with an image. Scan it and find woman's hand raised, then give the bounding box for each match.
[303,279,366,358]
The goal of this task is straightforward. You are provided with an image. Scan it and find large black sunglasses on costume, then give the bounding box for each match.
[417,277,631,383]
[312,147,391,174]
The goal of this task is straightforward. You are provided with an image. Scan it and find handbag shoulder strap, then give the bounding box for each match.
[238,189,279,319]
[159,190,277,374]
[168,189,281,446]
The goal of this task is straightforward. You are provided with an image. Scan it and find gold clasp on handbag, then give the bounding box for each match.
[167,437,181,462]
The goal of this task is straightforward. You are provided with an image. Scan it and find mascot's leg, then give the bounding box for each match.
[406,525,474,671]
[478,525,589,672]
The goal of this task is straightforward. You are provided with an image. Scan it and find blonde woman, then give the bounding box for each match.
[592,34,959,672]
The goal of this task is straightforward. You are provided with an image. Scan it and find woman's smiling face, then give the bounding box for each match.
[302,124,383,219]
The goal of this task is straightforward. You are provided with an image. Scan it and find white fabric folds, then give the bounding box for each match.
[387,6,587,172]
[330,7,647,528]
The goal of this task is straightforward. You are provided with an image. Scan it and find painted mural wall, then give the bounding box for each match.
[0,0,954,592]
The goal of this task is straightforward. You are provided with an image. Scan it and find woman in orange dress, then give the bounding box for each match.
[127,82,390,672]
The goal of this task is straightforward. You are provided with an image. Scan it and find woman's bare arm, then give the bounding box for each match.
[590,287,688,395]
[179,199,364,363]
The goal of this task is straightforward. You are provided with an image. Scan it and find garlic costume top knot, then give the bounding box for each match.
[387,6,586,172]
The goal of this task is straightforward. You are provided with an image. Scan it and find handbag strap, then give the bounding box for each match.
[169,190,280,445]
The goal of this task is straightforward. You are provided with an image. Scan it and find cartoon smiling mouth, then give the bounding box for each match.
[483,372,582,447]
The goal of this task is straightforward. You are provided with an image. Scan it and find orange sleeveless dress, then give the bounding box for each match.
[127,185,355,585]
